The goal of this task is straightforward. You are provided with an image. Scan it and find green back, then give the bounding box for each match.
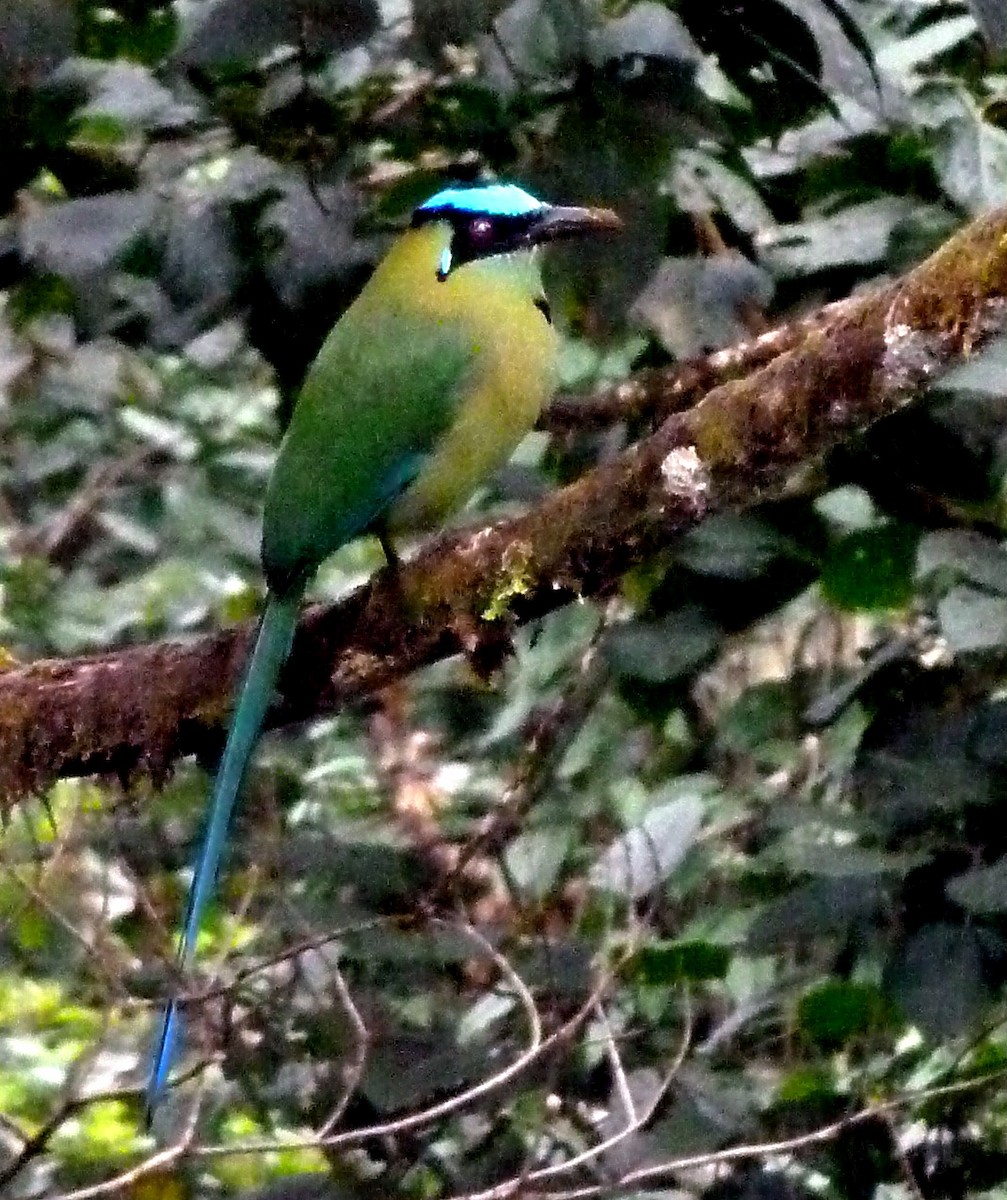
[262,304,474,593]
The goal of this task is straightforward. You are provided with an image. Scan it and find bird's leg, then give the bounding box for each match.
[375,523,420,615]
[452,610,517,681]
[375,524,401,576]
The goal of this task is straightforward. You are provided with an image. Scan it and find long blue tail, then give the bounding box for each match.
[146,590,301,1122]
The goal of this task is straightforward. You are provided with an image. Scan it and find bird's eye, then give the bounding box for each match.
[469,216,495,245]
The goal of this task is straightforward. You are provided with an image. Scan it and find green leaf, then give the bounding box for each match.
[605,607,720,684]
[938,586,1007,652]
[813,0,882,98]
[747,878,883,951]
[861,747,993,829]
[631,254,773,358]
[932,90,1007,213]
[917,530,1007,596]
[486,0,587,84]
[504,828,571,899]
[783,842,924,879]
[628,940,730,985]
[717,680,797,755]
[118,408,198,460]
[756,199,914,277]
[884,924,988,1038]
[676,512,795,580]
[175,0,380,68]
[668,148,774,233]
[821,523,919,611]
[21,193,157,272]
[589,789,705,898]
[7,272,76,325]
[78,2,178,63]
[947,857,1007,915]
[776,1064,837,1106]
[876,14,978,76]
[591,2,700,68]
[798,980,891,1051]
[934,332,1007,398]
[814,485,877,534]
[63,60,196,133]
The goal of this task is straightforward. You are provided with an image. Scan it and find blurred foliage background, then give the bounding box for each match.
[5,1,1007,1197]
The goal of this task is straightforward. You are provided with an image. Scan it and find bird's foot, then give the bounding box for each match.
[451,611,516,682]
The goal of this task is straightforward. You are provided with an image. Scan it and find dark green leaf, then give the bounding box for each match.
[717,681,797,755]
[797,980,891,1050]
[821,523,919,611]
[628,940,730,985]
[175,0,380,68]
[630,253,773,357]
[885,924,988,1038]
[748,877,884,950]
[605,607,720,684]
[676,513,795,580]
[20,192,157,277]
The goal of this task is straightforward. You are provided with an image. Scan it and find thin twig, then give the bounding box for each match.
[191,947,621,1159]
[508,991,693,1192]
[0,861,130,999]
[47,1074,208,1200]
[440,607,612,898]
[0,1074,134,1192]
[314,948,370,1137]
[129,916,390,1014]
[449,1069,1007,1200]
[597,1005,637,1127]
[15,447,158,565]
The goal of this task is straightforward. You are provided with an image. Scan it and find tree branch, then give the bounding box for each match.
[3,207,1007,809]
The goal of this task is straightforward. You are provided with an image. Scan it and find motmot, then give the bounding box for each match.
[146,182,620,1119]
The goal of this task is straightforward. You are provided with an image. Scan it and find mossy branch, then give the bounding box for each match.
[3,208,1007,808]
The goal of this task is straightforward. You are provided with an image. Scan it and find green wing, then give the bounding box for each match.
[262,305,474,593]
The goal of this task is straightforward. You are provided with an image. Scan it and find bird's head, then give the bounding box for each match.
[410,183,621,282]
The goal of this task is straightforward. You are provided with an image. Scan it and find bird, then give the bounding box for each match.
[145,181,621,1121]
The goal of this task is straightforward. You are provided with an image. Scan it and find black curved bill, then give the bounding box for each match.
[524,204,623,247]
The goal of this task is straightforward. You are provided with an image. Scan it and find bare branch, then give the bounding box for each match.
[515,994,693,1188]
[48,1076,207,1200]
[541,294,857,431]
[448,1068,1007,1200]
[312,946,370,1137]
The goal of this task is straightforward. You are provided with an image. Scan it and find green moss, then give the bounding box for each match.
[692,394,746,467]
[481,541,534,621]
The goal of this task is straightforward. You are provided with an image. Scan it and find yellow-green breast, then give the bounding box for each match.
[367,223,559,531]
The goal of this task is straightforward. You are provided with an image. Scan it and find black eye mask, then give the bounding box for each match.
[412,207,541,280]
